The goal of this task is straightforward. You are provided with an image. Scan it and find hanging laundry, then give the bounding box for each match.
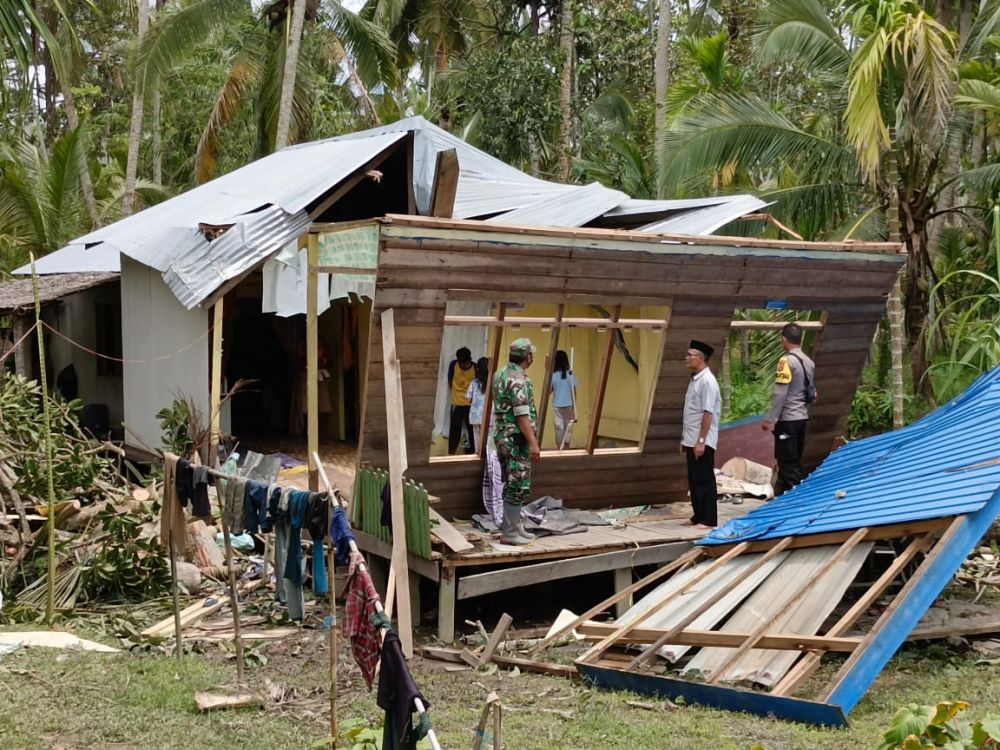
[378,630,431,750]
[243,480,271,535]
[344,567,384,689]
[190,465,211,517]
[284,489,312,587]
[175,458,194,509]
[331,505,356,564]
[305,492,329,596]
[380,480,392,528]
[221,476,248,533]
[273,487,294,607]
[160,453,188,552]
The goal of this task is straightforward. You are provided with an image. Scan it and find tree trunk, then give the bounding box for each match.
[556,0,574,181]
[885,150,905,429]
[274,0,308,152]
[654,0,672,195]
[151,0,165,185]
[122,0,151,217]
[59,79,100,227]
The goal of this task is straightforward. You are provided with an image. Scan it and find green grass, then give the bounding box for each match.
[0,635,998,750]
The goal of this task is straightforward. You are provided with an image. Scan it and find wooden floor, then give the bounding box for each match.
[444,498,766,568]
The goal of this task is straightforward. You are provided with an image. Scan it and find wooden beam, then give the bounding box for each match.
[11,314,29,377]
[308,139,406,220]
[626,537,795,671]
[307,236,320,492]
[772,532,933,696]
[208,300,224,468]
[577,542,751,665]
[457,541,691,600]
[428,506,474,554]
[529,547,704,657]
[381,308,414,657]
[310,266,377,275]
[576,622,861,652]
[536,304,564,446]
[707,528,869,685]
[587,304,621,453]
[443,315,669,330]
[429,148,459,219]
[477,303,506,458]
[478,613,514,665]
[702,518,952,557]
[730,320,824,331]
[351,528,440,582]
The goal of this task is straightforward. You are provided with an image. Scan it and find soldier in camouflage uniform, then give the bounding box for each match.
[492,338,541,545]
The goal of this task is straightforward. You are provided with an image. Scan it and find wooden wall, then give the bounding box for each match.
[358,220,903,520]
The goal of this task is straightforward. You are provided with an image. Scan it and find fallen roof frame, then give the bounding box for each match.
[571,487,1000,725]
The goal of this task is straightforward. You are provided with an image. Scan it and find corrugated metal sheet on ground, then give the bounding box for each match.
[701,365,1000,545]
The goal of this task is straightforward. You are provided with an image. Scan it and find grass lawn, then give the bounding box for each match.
[1,626,998,750]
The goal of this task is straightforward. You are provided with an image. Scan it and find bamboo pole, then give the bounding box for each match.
[308,236,320,491]
[30,254,57,626]
[209,299,224,468]
[215,475,246,684]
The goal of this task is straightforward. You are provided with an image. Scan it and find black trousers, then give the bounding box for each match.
[448,404,475,454]
[773,419,808,496]
[685,445,718,527]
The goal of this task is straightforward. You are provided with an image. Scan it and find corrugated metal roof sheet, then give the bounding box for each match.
[18,117,768,305]
[700,366,1000,545]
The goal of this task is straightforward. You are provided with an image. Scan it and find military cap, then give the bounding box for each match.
[509,338,536,357]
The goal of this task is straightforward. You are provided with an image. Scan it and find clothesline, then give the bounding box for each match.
[317,465,443,750]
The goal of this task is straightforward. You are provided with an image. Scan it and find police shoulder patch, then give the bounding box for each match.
[775,356,792,384]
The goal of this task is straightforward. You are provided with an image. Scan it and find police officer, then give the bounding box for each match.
[761,323,816,496]
[492,338,541,545]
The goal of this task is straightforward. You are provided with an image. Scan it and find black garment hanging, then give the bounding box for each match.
[377,630,429,750]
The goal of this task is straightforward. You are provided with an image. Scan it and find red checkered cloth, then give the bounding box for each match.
[345,568,382,689]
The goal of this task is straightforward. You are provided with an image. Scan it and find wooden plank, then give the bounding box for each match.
[614,568,633,619]
[706,528,869,685]
[383,307,413,656]
[529,547,704,656]
[588,305,621,453]
[577,543,751,665]
[479,613,514,665]
[428,506,474,554]
[308,138,406,219]
[576,622,861,652]
[626,537,795,671]
[772,532,933,696]
[458,542,692,600]
[307,237,320,491]
[208,299,224,469]
[438,571,457,642]
[429,148,459,218]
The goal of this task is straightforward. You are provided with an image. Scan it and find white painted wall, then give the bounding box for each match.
[46,282,125,427]
[121,256,209,451]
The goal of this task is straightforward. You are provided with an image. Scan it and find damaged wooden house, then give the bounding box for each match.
[13,116,947,724]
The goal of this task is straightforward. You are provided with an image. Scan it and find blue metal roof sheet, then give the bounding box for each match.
[700,366,1000,545]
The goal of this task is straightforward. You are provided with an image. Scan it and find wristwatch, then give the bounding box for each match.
[697,437,705,444]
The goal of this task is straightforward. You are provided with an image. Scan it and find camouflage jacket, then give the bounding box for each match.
[492,362,537,443]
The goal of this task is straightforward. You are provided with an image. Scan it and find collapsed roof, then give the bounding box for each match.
[16,116,765,309]
[574,366,1000,725]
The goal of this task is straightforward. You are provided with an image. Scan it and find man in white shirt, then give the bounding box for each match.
[680,340,722,528]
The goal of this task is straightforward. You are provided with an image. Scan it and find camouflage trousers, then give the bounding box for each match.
[495,435,531,506]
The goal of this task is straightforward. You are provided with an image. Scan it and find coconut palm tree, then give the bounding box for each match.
[663,0,1000,399]
[136,0,395,183]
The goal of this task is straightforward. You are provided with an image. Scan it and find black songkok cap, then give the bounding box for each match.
[690,340,714,359]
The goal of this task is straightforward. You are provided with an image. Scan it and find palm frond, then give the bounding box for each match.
[960,163,1000,194]
[326,1,399,89]
[844,28,890,181]
[754,0,850,75]
[194,29,269,183]
[962,0,1000,58]
[680,32,729,89]
[136,0,249,93]
[891,11,957,136]
[44,125,87,247]
[956,78,1000,113]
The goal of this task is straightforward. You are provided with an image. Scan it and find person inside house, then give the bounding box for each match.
[550,349,577,450]
[681,339,722,529]
[446,346,476,454]
[761,322,817,495]
[492,338,541,545]
[468,357,503,526]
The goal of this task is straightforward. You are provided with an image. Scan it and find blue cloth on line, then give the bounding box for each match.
[331,506,356,564]
[243,480,271,535]
[307,492,329,596]
[284,490,312,587]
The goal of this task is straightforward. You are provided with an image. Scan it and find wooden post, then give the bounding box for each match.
[170,535,183,659]
[308,235,320,491]
[208,299,224,468]
[587,305,622,453]
[11,314,30,378]
[438,569,457,643]
[612,567,633,619]
[536,304,565,446]
[478,303,507,457]
[215,476,246,684]
[381,308,413,657]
